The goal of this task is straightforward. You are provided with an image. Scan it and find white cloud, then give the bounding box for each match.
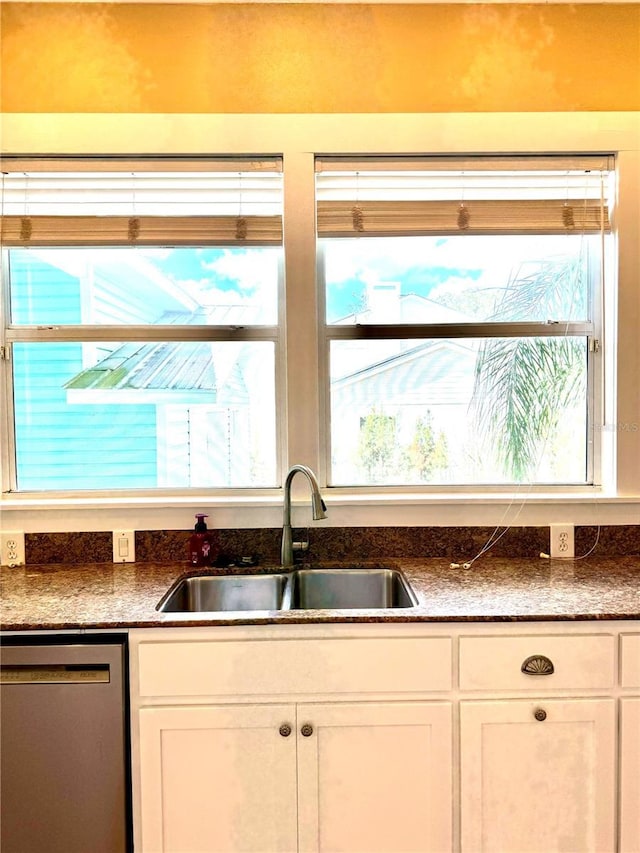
[177,279,251,305]
[200,248,280,295]
[322,235,572,287]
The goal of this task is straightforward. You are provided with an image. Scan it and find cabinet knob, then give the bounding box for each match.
[279,724,292,737]
[534,708,547,722]
[521,655,554,676]
[300,723,314,737]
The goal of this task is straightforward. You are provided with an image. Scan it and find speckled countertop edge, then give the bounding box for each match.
[1,555,639,631]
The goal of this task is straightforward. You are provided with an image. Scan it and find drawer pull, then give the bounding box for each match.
[521,655,554,676]
[301,724,314,737]
[279,724,292,737]
[534,708,547,722]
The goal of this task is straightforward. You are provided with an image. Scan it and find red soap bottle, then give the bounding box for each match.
[188,514,216,566]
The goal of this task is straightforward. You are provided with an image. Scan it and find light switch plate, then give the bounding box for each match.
[113,530,135,563]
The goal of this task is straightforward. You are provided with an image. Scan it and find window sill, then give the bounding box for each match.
[1,488,638,534]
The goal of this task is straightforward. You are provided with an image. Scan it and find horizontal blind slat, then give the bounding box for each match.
[1,215,283,246]
[317,199,609,236]
[1,157,283,173]
[315,155,614,172]
[315,155,612,237]
[0,163,284,238]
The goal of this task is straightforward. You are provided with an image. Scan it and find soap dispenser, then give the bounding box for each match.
[188,514,216,566]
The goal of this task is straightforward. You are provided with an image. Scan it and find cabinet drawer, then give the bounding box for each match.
[137,636,452,698]
[621,634,640,688]
[459,634,615,691]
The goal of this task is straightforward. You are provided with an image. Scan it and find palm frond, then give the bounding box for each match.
[472,251,588,481]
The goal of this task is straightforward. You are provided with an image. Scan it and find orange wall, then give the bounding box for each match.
[1,3,639,112]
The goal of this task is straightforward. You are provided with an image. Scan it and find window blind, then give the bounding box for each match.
[0,158,283,246]
[316,155,613,237]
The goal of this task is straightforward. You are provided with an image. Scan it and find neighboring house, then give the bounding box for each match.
[331,339,477,484]
[334,280,476,327]
[13,255,479,489]
[11,249,275,489]
[330,281,479,484]
[10,250,175,490]
[65,314,273,488]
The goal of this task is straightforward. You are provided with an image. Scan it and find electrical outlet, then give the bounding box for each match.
[550,524,574,559]
[113,530,135,563]
[1,531,26,567]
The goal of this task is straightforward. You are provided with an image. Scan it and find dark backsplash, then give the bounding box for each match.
[24,525,640,565]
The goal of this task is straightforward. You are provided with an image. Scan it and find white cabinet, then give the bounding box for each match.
[458,633,615,692]
[621,633,640,689]
[459,631,617,853]
[138,699,451,853]
[296,701,451,853]
[130,620,638,853]
[135,633,452,699]
[131,625,453,853]
[139,704,298,853]
[620,634,640,853]
[620,698,640,853]
[460,698,616,853]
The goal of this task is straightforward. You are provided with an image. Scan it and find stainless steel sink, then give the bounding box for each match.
[157,573,290,613]
[157,567,417,614]
[289,568,417,610]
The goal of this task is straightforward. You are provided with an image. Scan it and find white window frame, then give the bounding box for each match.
[1,111,639,531]
[0,158,286,494]
[315,155,610,490]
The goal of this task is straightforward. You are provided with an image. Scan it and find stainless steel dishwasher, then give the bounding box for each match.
[0,634,131,853]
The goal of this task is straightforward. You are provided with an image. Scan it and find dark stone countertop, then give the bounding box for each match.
[1,555,639,631]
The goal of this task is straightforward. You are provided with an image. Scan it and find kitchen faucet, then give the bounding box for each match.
[281,464,327,567]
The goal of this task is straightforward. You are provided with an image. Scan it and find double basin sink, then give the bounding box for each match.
[157,567,417,614]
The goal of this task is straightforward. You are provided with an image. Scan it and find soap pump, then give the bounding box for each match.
[188,513,216,566]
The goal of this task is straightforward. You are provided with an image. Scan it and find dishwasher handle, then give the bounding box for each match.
[0,664,111,684]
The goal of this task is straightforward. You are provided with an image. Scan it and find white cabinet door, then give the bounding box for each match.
[138,704,298,853]
[621,697,640,853]
[296,701,452,853]
[460,698,616,853]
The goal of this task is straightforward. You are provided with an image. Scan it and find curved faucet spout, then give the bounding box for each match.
[281,465,327,567]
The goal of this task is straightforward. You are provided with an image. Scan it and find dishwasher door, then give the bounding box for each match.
[0,635,130,853]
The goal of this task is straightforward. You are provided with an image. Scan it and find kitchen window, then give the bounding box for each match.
[316,156,613,487]
[0,158,283,491]
[0,149,618,497]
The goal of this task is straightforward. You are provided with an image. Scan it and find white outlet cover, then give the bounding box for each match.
[1,531,26,567]
[550,523,575,559]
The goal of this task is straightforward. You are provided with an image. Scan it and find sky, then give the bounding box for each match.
[320,234,588,322]
[12,233,590,328]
